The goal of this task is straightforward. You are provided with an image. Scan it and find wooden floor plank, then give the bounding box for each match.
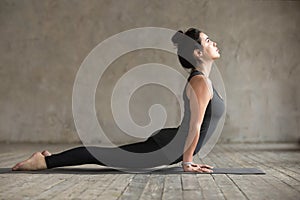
[223,144,300,200]
[212,174,248,200]
[228,144,300,189]
[162,175,183,200]
[51,174,97,199]
[32,175,82,199]
[181,174,200,191]
[96,174,133,200]
[244,146,300,181]
[199,148,248,200]
[244,151,300,193]
[1,173,57,199]
[76,174,119,199]
[139,174,164,200]
[209,145,275,199]
[118,174,150,200]
[196,174,225,200]
[182,190,203,200]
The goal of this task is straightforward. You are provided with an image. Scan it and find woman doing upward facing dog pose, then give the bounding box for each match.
[12,28,225,172]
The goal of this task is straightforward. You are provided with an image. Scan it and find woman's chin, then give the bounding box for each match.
[212,55,220,60]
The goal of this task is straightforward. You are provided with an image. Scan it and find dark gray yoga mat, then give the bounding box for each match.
[151,166,265,174]
[1,167,265,174]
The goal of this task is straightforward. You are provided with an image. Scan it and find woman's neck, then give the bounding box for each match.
[194,60,213,77]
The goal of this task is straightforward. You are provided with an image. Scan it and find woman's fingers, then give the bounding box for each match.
[200,164,214,169]
[200,167,213,173]
[192,163,213,169]
[183,164,213,173]
[194,166,213,173]
[189,166,212,173]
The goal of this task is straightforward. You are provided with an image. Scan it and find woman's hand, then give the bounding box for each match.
[182,163,214,173]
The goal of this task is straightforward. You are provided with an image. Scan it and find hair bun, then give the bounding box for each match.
[171,30,184,45]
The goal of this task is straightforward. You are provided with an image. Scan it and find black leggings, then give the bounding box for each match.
[45,127,200,169]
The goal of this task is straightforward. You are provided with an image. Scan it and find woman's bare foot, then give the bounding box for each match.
[11,152,47,171]
[41,150,52,157]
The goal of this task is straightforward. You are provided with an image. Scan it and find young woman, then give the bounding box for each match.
[12,28,224,172]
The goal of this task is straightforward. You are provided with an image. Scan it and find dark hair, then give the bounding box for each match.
[171,28,203,71]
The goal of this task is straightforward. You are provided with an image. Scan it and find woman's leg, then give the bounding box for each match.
[45,128,182,169]
[11,140,164,171]
[45,146,105,169]
[12,127,181,170]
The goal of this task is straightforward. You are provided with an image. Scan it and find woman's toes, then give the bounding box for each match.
[12,159,28,171]
[41,150,52,157]
[12,163,22,171]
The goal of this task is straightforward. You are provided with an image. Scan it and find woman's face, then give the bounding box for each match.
[199,32,220,60]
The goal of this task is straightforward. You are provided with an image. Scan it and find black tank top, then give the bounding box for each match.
[149,69,225,160]
[179,70,225,154]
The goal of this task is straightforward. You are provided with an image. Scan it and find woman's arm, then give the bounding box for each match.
[182,75,212,172]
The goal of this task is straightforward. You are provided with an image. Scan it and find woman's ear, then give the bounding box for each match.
[193,49,202,60]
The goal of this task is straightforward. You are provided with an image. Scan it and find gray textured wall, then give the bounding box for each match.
[0,0,299,144]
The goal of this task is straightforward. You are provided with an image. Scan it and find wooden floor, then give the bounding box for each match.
[0,143,299,200]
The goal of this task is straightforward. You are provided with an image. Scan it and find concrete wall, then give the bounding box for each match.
[0,0,299,144]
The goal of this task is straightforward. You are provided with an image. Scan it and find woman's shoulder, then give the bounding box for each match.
[187,75,213,100]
